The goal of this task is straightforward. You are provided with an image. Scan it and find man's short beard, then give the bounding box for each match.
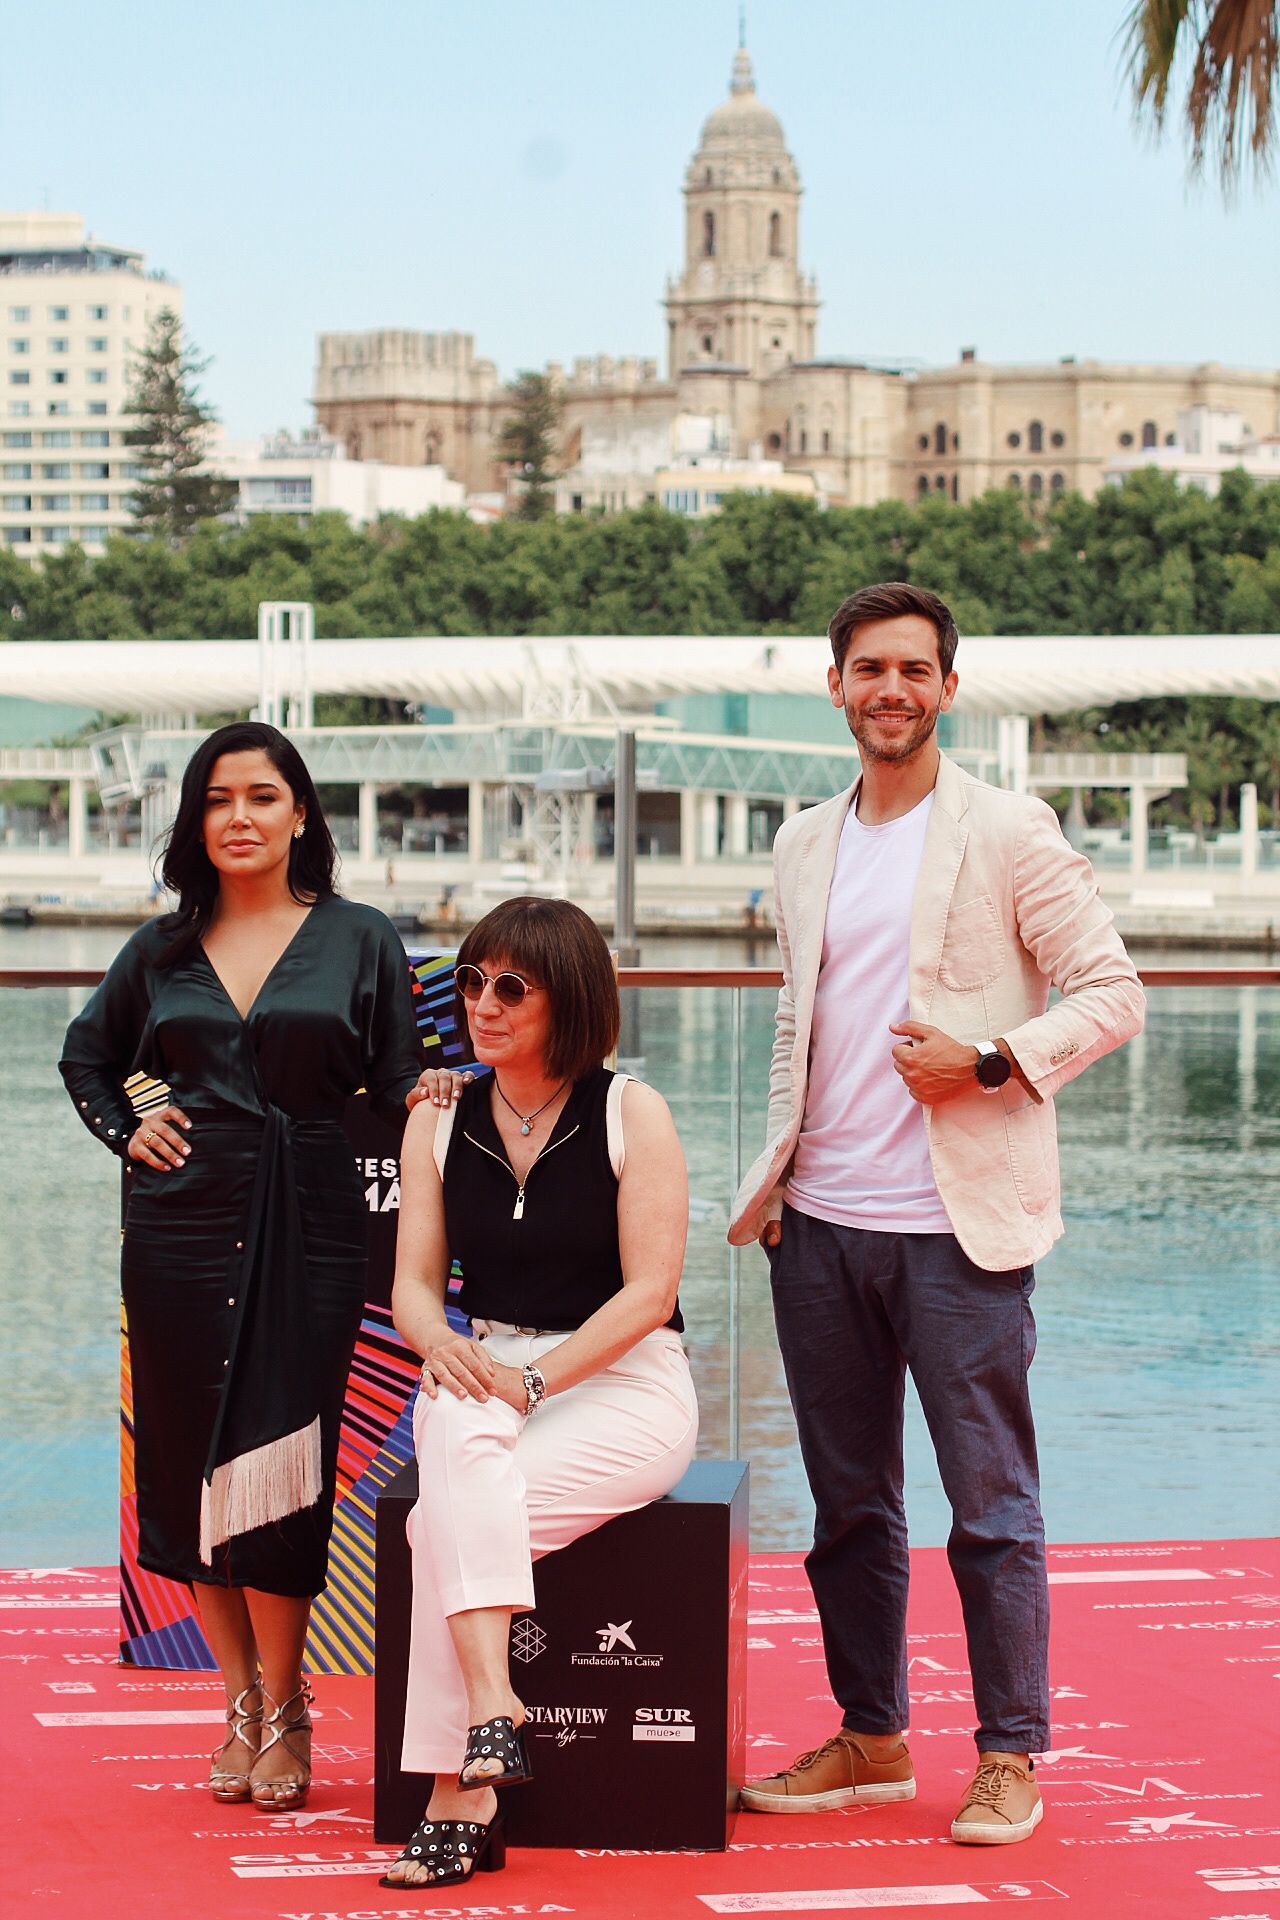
[846,698,943,764]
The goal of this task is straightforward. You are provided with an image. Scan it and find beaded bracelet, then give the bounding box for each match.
[521,1362,547,1416]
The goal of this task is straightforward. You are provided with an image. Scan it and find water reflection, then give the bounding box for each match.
[1,928,1277,1566]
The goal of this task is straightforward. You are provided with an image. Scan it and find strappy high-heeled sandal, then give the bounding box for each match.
[209,1679,263,1802]
[458,1715,532,1791]
[378,1812,505,1890]
[250,1680,313,1810]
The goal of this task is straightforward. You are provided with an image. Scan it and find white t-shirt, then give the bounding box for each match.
[785,790,953,1234]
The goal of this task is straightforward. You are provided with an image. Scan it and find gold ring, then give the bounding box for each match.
[144,1131,155,1144]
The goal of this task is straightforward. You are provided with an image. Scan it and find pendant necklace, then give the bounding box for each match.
[495,1077,569,1136]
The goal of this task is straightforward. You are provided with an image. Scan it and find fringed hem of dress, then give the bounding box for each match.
[199,1414,323,1564]
[200,1104,323,1561]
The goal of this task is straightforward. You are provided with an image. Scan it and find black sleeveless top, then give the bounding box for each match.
[443,1066,684,1334]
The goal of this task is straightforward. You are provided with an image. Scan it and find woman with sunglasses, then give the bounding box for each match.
[381,895,697,1893]
[59,721,422,1812]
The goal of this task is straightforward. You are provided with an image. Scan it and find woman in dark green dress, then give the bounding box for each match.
[60,721,422,1810]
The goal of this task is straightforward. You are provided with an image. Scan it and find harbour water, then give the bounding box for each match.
[2,922,1277,1567]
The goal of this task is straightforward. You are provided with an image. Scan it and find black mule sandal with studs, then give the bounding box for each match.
[378,1813,506,1890]
[457,1716,533,1790]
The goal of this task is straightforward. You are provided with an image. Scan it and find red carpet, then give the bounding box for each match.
[4,1538,1278,1918]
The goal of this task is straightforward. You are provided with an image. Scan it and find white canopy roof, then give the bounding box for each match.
[1,633,1278,719]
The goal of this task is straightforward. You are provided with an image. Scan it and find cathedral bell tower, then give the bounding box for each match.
[665,40,819,382]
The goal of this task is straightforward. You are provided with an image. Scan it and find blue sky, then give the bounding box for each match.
[4,0,1276,438]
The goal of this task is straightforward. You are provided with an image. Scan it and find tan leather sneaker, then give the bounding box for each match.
[951,1752,1043,1844]
[740,1728,915,1813]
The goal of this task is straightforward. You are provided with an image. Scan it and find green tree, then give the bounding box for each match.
[1250,702,1280,820]
[696,491,828,629]
[496,372,563,521]
[124,307,237,542]
[1123,0,1278,190]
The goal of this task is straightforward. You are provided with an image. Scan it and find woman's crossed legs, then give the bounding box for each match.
[386,1328,696,1887]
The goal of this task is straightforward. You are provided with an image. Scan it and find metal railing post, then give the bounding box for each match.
[614,728,638,966]
[727,983,742,1460]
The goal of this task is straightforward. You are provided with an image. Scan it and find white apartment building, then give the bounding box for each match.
[554,409,817,516]
[215,428,466,524]
[1105,405,1280,495]
[0,212,178,558]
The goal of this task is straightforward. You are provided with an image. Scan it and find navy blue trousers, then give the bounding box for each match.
[769,1203,1050,1754]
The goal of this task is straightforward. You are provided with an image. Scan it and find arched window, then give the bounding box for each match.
[953,432,960,452]
[769,211,782,256]
[1029,472,1044,498]
[702,211,715,257]
[1050,472,1065,493]
[821,429,831,453]
[951,475,959,501]
[701,332,714,354]
[705,166,712,185]
[766,431,782,451]
[799,429,807,452]
[918,432,930,451]
[917,474,930,497]
[1141,420,1157,448]
[935,474,947,493]
[1028,420,1043,453]
[934,421,947,454]
[1008,472,1022,490]
[424,430,441,464]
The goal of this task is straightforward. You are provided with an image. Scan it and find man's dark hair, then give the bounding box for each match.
[456,895,620,1083]
[828,581,959,679]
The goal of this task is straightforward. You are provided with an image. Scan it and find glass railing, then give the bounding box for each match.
[2,966,1277,1568]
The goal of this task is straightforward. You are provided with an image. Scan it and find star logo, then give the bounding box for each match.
[1108,1810,1237,1834]
[1034,1744,1121,1765]
[596,1620,636,1653]
[9,1568,99,1582]
[266,1806,365,1830]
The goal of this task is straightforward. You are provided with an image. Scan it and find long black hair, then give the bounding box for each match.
[155,721,339,967]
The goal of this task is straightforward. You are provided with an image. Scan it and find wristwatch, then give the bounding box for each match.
[974,1040,1012,1091]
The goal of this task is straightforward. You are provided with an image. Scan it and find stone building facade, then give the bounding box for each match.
[312,43,1280,511]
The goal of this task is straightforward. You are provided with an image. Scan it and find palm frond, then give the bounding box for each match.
[1121,0,1278,188]
[1122,0,1199,125]
[1189,0,1278,183]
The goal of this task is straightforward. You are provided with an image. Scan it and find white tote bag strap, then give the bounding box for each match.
[605,1070,631,1179]
[432,1098,458,1179]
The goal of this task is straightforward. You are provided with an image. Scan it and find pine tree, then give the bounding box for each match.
[124,307,238,541]
[496,371,563,520]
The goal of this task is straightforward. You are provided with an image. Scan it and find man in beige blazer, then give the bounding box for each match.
[733,582,1144,1845]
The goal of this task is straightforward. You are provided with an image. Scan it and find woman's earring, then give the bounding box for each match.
[293,826,305,840]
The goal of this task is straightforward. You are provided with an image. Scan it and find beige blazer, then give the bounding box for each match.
[728,754,1146,1270]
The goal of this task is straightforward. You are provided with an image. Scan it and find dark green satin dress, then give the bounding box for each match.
[59,895,420,1596]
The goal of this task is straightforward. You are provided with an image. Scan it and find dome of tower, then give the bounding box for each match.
[697,45,787,152]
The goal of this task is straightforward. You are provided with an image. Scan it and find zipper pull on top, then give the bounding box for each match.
[513,1186,526,1221]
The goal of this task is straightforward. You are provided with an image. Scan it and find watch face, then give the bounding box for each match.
[976,1048,1012,1089]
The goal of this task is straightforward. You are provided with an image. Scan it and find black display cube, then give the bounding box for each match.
[374,1457,749,1851]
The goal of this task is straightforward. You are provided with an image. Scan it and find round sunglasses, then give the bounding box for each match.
[454,963,542,1007]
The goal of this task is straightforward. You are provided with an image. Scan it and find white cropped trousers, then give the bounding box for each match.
[401,1323,699,1774]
